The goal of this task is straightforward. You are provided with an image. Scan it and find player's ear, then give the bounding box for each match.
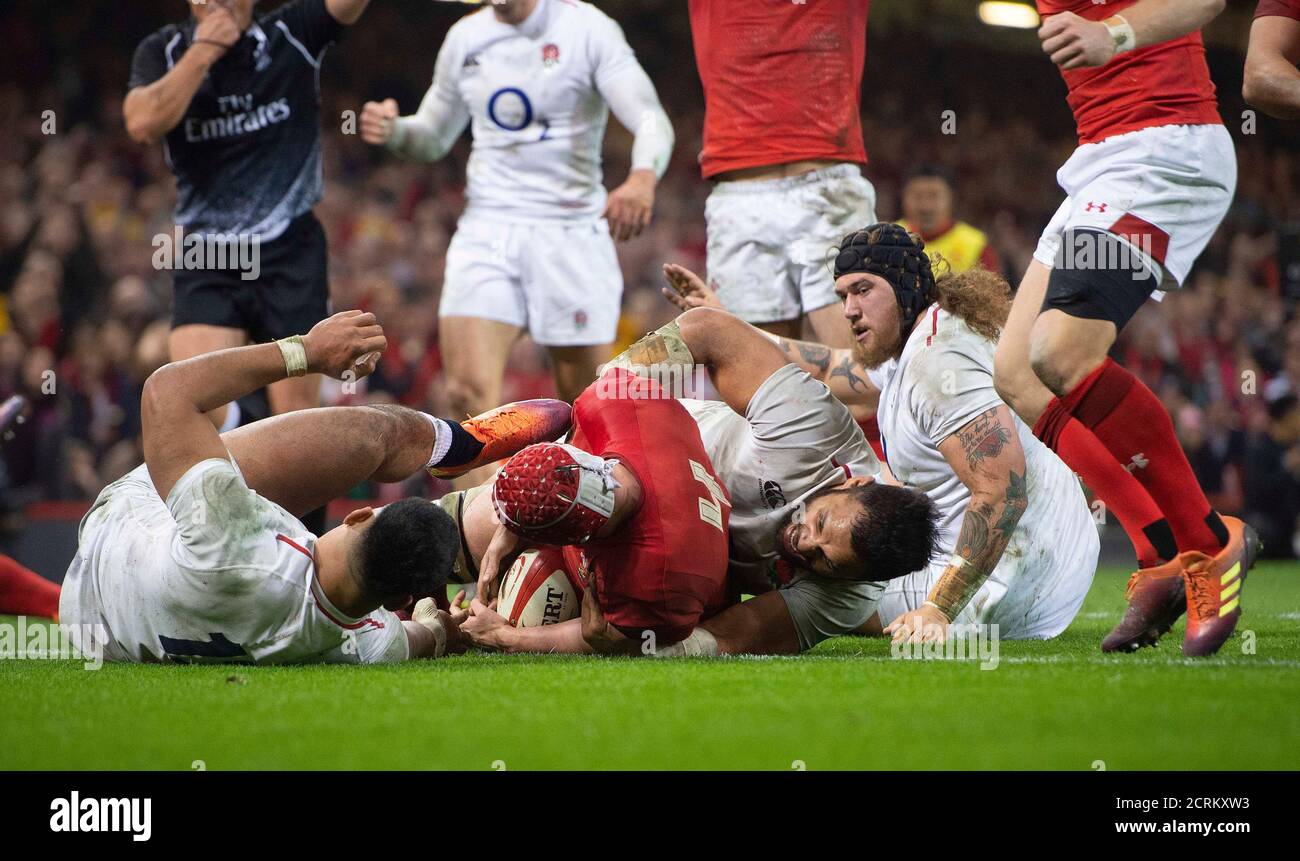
[842,475,875,489]
[343,507,375,527]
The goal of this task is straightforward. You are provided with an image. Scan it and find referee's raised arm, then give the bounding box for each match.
[120,0,381,537]
[123,1,244,144]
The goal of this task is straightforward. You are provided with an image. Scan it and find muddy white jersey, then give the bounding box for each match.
[874,304,1096,583]
[682,364,880,577]
[681,364,884,649]
[59,458,407,664]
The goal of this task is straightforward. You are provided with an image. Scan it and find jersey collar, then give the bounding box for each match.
[515,0,551,40]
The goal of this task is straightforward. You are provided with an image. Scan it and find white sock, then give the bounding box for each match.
[424,414,453,469]
[218,400,241,433]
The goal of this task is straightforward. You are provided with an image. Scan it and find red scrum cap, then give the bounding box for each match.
[492,443,620,546]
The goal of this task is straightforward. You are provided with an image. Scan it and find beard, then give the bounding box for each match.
[851,324,903,369]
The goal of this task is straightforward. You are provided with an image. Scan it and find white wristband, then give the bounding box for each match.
[429,615,448,659]
[655,626,718,658]
[276,335,308,378]
[410,597,449,658]
[1104,15,1136,56]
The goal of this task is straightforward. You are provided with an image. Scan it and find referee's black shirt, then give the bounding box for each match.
[128,0,343,241]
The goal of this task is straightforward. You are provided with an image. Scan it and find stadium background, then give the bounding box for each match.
[2,0,1298,574]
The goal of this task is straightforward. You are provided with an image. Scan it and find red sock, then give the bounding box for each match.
[1058,359,1228,557]
[0,554,60,619]
[1033,407,1174,568]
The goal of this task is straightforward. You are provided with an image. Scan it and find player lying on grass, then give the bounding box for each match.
[662,224,1100,644]
[441,310,942,655]
[58,310,570,664]
[454,367,734,655]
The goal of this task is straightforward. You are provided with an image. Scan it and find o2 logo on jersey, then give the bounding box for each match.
[487,87,534,132]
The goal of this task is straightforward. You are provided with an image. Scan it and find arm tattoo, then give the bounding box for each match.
[935,463,1029,619]
[955,500,994,565]
[830,354,870,393]
[956,472,1027,575]
[994,470,1028,536]
[957,407,1011,468]
[796,342,832,374]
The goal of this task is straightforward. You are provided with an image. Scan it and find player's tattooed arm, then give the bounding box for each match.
[660,267,878,408]
[771,339,879,410]
[956,407,1012,467]
[795,342,832,374]
[930,406,1029,620]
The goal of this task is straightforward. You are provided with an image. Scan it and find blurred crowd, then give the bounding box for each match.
[2,2,1299,554]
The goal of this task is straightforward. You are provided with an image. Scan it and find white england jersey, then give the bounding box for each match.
[682,364,884,649]
[396,0,656,222]
[59,458,407,664]
[874,305,1099,637]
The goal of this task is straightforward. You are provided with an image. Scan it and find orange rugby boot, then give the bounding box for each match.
[427,399,572,480]
[1180,516,1261,657]
[1101,557,1186,653]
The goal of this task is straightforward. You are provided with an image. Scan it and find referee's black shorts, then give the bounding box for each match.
[171,211,329,341]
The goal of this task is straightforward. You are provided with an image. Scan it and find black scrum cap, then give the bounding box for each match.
[832,223,937,338]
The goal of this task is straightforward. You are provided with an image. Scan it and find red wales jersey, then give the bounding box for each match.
[1037,0,1222,144]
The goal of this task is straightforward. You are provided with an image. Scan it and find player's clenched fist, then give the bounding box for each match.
[302,310,387,380]
[192,3,242,54]
[360,98,400,146]
[1039,11,1117,70]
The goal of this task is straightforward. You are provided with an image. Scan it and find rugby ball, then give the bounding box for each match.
[496,547,584,627]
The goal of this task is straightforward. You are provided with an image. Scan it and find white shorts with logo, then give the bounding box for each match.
[705,163,877,324]
[1032,123,1236,292]
[441,215,622,346]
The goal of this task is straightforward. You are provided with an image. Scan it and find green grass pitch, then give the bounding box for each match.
[2,563,1298,770]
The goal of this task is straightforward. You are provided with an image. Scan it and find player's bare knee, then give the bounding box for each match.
[1027,328,1089,397]
[445,374,497,417]
[991,342,1028,406]
[362,403,408,446]
[676,306,737,361]
[992,368,1026,415]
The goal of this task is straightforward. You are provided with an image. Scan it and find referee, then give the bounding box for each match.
[124,0,373,533]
